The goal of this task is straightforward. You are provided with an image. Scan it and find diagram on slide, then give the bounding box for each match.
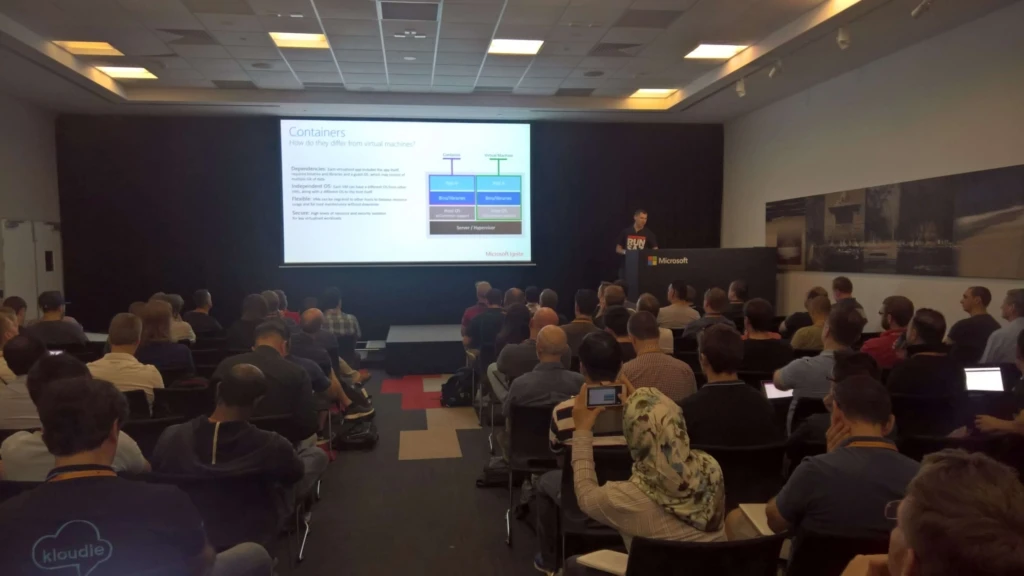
[427,154,522,236]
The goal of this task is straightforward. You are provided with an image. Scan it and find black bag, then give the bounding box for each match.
[332,421,378,451]
[440,368,473,407]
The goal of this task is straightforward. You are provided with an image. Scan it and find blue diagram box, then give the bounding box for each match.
[430,192,475,205]
[477,193,521,206]
[429,175,475,192]
[475,176,521,192]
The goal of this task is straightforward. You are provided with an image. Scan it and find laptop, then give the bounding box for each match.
[964,367,1004,392]
[762,381,794,399]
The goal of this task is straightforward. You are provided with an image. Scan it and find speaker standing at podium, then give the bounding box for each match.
[616,208,658,277]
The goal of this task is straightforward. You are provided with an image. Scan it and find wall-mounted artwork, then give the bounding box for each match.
[765,164,1024,279]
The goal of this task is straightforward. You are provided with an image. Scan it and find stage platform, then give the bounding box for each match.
[385,325,466,376]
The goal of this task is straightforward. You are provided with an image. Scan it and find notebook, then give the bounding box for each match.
[576,550,629,576]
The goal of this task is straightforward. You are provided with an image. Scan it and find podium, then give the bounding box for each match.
[624,248,777,308]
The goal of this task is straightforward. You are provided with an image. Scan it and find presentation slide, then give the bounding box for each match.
[280,119,531,265]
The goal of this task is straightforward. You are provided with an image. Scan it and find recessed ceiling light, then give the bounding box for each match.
[269,32,329,49]
[53,41,123,56]
[684,44,748,59]
[488,39,544,55]
[630,88,676,98]
[96,66,156,79]
[403,56,417,61]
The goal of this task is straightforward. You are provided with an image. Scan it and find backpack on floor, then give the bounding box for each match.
[332,421,378,451]
[440,368,474,407]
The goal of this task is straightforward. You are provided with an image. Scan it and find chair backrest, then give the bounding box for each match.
[737,371,774,392]
[787,531,890,576]
[153,386,216,419]
[790,397,829,433]
[786,441,827,477]
[159,367,196,387]
[194,336,227,350]
[561,446,633,523]
[123,389,151,420]
[121,415,187,459]
[569,356,581,373]
[250,415,299,442]
[674,351,701,373]
[0,480,41,504]
[674,338,698,354]
[890,394,965,437]
[626,533,787,576]
[191,348,228,366]
[507,405,558,471]
[335,334,358,367]
[693,443,786,510]
[670,327,685,339]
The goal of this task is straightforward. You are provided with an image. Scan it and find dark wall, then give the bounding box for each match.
[56,116,723,338]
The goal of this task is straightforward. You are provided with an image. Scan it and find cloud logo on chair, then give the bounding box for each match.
[32,520,112,576]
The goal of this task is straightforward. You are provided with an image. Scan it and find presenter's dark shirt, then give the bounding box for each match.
[617,226,658,251]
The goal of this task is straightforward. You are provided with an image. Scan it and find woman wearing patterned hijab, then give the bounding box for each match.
[570,383,726,553]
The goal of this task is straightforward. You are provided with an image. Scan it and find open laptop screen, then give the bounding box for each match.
[964,367,1003,392]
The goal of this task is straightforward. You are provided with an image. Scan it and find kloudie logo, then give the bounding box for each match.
[32,520,113,576]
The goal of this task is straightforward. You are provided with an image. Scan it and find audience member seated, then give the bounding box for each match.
[321,287,361,341]
[0,336,49,429]
[539,288,567,324]
[780,286,828,337]
[727,375,919,541]
[561,289,602,357]
[135,299,195,376]
[292,308,367,386]
[495,303,531,357]
[163,293,197,343]
[461,281,492,336]
[790,295,831,351]
[152,364,328,516]
[227,294,269,350]
[0,377,272,575]
[129,300,147,317]
[981,288,1024,364]
[595,281,612,318]
[0,312,20,382]
[184,288,224,336]
[275,289,301,324]
[945,286,1002,365]
[602,305,637,361]
[595,285,629,329]
[464,288,505,351]
[680,287,737,340]
[682,325,783,446]
[548,331,628,451]
[886,308,965,397]
[636,293,674,353]
[614,279,637,310]
[774,303,866,432]
[285,333,370,422]
[862,296,914,369]
[1,295,27,329]
[973,330,1024,436]
[88,313,164,407]
[788,351,880,445]
[525,285,541,315]
[213,321,316,445]
[832,275,865,313]
[658,279,701,329]
[723,279,748,327]
[261,289,297,334]
[620,311,695,402]
[841,450,1024,576]
[741,298,793,372]
[495,308,568,394]
[23,291,87,348]
[0,354,149,481]
[504,287,526,309]
[502,326,583,417]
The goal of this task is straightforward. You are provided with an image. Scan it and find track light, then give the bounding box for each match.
[911,0,934,18]
[768,60,782,79]
[735,77,746,98]
[836,27,851,50]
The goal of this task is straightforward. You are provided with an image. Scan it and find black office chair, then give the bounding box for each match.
[787,531,890,576]
[897,433,1024,473]
[560,446,633,566]
[0,480,41,504]
[191,348,228,366]
[789,397,829,434]
[335,334,359,369]
[506,405,559,546]
[791,349,821,359]
[121,415,187,459]
[194,335,227,350]
[737,371,774,392]
[474,343,498,426]
[674,351,701,373]
[159,367,199,387]
[153,386,216,419]
[626,532,787,576]
[251,415,299,442]
[693,443,786,511]
[890,394,965,437]
[785,440,827,477]
[674,338,698,354]
[123,389,151,420]
[569,356,581,373]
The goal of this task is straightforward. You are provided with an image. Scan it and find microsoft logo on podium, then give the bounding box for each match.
[648,256,689,266]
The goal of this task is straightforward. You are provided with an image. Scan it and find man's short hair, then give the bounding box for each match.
[832,276,854,294]
[832,375,891,426]
[525,286,540,304]
[194,289,212,309]
[743,298,775,332]
[320,288,341,310]
[729,280,749,301]
[475,281,492,300]
[670,280,687,301]
[108,313,142,346]
[634,208,647,216]
[912,308,946,347]
[604,285,626,307]
[575,289,599,316]
[38,290,64,312]
[274,289,289,311]
[128,301,146,316]
[579,331,623,382]
[685,285,697,303]
[2,296,26,313]
[703,287,729,313]
[26,354,90,405]
[968,286,992,307]
[260,290,280,313]
[613,279,629,293]
[4,335,48,376]
[827,303,867,347]
[140,299,173,343]
[254,320,289,342]
[485,288,503,306]
[627,310,660,340]
[217,364,269,408]
[603,306,631,337]
[242,293,269,321]
[539,289,558,309]
[698,324,743,374]
[167,294,185,318]
[38,377,128,457]
[1006,289,1024,315]
[902,450,1024,576]
[504,288,525,307]
[636,293,660,316]
[832,350,881,382]
[807,295,832,317]
[882,295,915,328]
[805,286,828,302]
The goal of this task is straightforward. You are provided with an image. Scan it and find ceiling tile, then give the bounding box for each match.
[338,62,386,73]
[193,12,264,31]
[280,47,335,61]
[155,28,219,45]
[513,87,557,96]
[530,55,581,68]
[296,71,344,83]
[257,15,321,33]
[436,52,484,65]
[315,0,378,20]
[538,40,595,56]
[387,63,432,75]
[149,67,207,80]
[432,75,476,86]
[390,74,432,85]
[434,64,479,76]
[475,76,518,87]
[182,0,255,14]
[383,37,435,52]
[246,0,316,17]
[609,56,672,78]
[389,85,431,92]
[212,79,257,88]
[437,38,488,53]
[484,54,533,67]
[577,56,629,70]
[567,67,613,79]
[333,49,385,62]
[385,50,428,62]
[344,73,388,83]
[613,9,682,28]
[187,57,245,71]
[442,4,503,24]
[559,0,630,27]
[202,68,252,80]
[287,60,338,72]
[321,18,380,36]
[493,24,550,40]
[517,76,562,88]
[329,35,383,50]
[559,77,605,88]
[144,77,218,87]
[208,29,274,45]
[601,26,662,43]
[126,55,194,69]
[524,66,572,78]
[171,44,232,57]
[480,66,527,78]
[237,58,290,70]
[226,45,282,59]
[501,4,564,25]
[431,86,473,94]
[344,84,388,92]
[546,25,607,43]
[438,22,494,40]
[628,0,698,10]
[380,2,439,21]
[246,70,303,88]
[591,86,635,96]
[134,12,206,31]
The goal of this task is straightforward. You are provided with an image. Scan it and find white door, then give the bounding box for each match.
[1,220,39,320]
[33,222,64,302]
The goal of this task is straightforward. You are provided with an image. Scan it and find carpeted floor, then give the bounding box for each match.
[276,369,541,576]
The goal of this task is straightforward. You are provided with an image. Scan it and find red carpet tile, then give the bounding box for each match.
[401,390,441,410]
[381,376,443,410]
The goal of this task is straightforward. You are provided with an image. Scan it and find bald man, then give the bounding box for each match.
[494,308,571,396]
[462,281,492,336]
[504,287,526,309]
[501,325,584,417]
